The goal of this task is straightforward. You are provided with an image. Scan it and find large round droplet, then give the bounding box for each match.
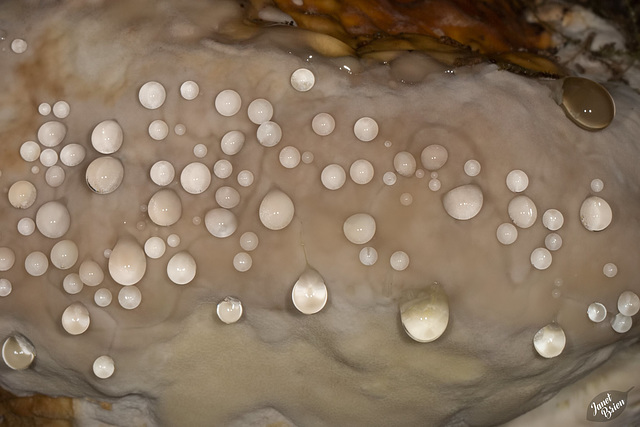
[442,184,483,220]
[150,161,175,186]
[580,196,612,231]
[204,208,238,238]
[91,120,123,154]
[561,77,615,131]
[421,144,448,170]
[312,113,335,136]
[506,170,529,193]
[508,195,537,228]
[25,251,49,276]
[215,89,241,116]
[530,247,552,270]
[321,164,346,190]
[349,159,374,185]
[353,117,378,142]
[86,156,124,194]
[36,201,70,238]
[220,130,245,156]
[393,151,417,177]
[533,323,565,358]
[247,98,274,124]
[139,81,166,110]
[2,335,36,370]
[257,121,282,147]
[61,302,90,335]
[259,190,295,231]
[79,259,104,286]
[109,237,147,286]
[118,286,142,310]
[400,284,449,343]
[617,291,639,317]
[180,162,212,194]
[8,180,37,209]
[217,296,243,324]
[37,121,66,147]
[496,223,518,245]
[167,251,197,285]
[93,355,115,379]
[148,189,182,226]
[0,248,15,271]
[292,269,328,315]
[50,240,78,270]
[343,213,376,245]
[290,68,315,92]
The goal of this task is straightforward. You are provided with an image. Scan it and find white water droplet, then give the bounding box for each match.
[148,189,182,226]
[109,238,147,286]
[400,193,413,206]
[205,208,237,238]
[239,232,259,251]
[52,101,69,118]
[257,121,282,147]
[292,269,327,314]
[301,151,314,164]
[463,159,481,177]
[63,273,83,294]
[144,237,166,259]
[150,161,175,186]
[39,148,58,167]
[139,81,166,110]
[193,143,208,158]
[93,355,115,379]
[247,98,274,124]
[383,171,396,186]
[544,233,563,251]
[0,279,11,297]
[290,68,315,92]
[8,180,37,209]
[167,234,180,248]
[428,178,441,192]
[259,190,295,231]
[36,201,70,238]
[321,164,346,190]
[580,196,612,231]
[233,252,252,272]
[79,259,104,286]
[237,170,254,187]
[94,288,113,308]
[148,120,169,141]
[343,213,376,245]
[86,156,124,194]
[215,186,240,209]
[531,247,552,270]
[180,162,211,194]
[50,240,78,270]
[611,313,632,333]
[38,102,51,116]
[443,184,483,220]
[421,145,448,170]
[533,323,565,358]
[590,178,604,193]
[220,130,245,156]
[0,248,15,271]
[353,117,378,142]
[618,291,639,316]
[17,218,35,236]
[174,124,186,135]
[400,285,449,343]
[60,144,85,167]
[167,252,196,285]
[45,165,65,187]
[312,113,335,136]
[215,89,241,116]
[217,297,243,324]
[180,80,199,100]
[213,159,233,179]
[603,263,618,278]
[496,223,518,245]
[349,159,374,185]
[118,286,142,309]
[10,38,27,53]
[279,146,301,169]
[2,335,35,370]
[508,195,537,228]
[37,121,66,147]
[91,120,123,154]
[506,170,529,193]
[359,247,378,266]
[393,151,416,177]
[390,251,410,271]
[61,302,90,335]
[587,302,607,323]
[542,209,564,231]
[20,141,40,162]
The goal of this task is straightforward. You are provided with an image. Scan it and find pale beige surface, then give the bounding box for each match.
[0,1,638,426]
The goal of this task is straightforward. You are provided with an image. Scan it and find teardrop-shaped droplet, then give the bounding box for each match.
[400,284,449,343]
[291,268,328,315]
[2,334,36,370]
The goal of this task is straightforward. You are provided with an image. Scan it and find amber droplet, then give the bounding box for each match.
[561,77,615,131]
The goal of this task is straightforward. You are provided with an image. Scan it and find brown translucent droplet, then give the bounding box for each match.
[561,77,615,131]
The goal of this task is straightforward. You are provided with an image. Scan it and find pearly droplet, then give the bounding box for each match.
[353,117,379,142]
[38,102,51,116]
[259,190,295,231]
[292,269,328,314]
[61,302,90,335]
[359,247,378,266]
[233,252,252,272]
[144,236,166,259]
[390,251,410,271]
[248,98,274,124]
[205,208,238,238]
[174,124,186,135]
[79,260,104,286]
[17,218,35,236]
[400,284,449,343]
[150,161,175,186]
[86,157,124,194]
[109,238,147,286]
[215,89,242,116]
[91,120,123,154]
[148,120,169,141]
[321,164,346,190]
[542,209,564,231]
[587,302,607,323]
[496,223,518,245]
[343,213,376,245]
[220,131,245,156]
[50,240,78,270]
[93,355,115,379]
[0,279,11,297]
[0,248,15,271]
[118,286,142,309]
[463,160,481,177]
[36,201,70,238]
[213,159,233,179]
[180,80,199,100]
[2,335,35,370]
[611,313,632,333]
[393,152,417,177]
[10,38,27,53]
[37,121,66,147]
[237,170,254,187]
[39,149,58,167]
[508,195,537,228]
[544,233,563,251]
[580,196,612,231]
[193,144,207,158]
[617,291,640,316]
[421,145,448,170]
[215,186,240,209]
[350,159,374,185]
[60,144,85,167]
[590,178,604,193]
[312,113,335,136]
[52,101,70,119]
[180,162,211,194]
[531,248,552,270]
[239,232,259,251]
[217,297,243,324]
[383,172,397,186]
[20,141,40,162]
[443,185,483,220]
[506,170,529,193]
[301,152,314,164]
[148,189,182,226]
[533,323,566,358]
[279,146,301,169]
[400,193,413,206]
[603,263,617,278]
[290,68,315,92]
[8,180,37,209]
[45,165,65,188]
[139,81,166,110]
[94,288,112,308]
[167,252,196,285]
[561,77,615,131]
[257,121,282,147]
[63,273,83,294]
